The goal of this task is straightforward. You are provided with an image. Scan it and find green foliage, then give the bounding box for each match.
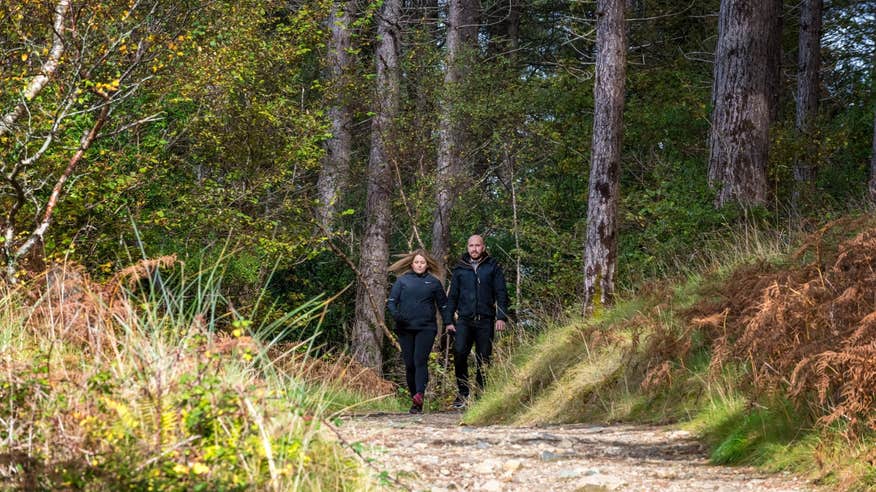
[464,300,645,425]
[0,260,392,490]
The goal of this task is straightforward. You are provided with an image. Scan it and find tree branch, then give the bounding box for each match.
[7,91,110,282]
[0,0,70,138]
[315,222,400,351]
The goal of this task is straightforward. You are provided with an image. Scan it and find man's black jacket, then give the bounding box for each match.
[387,271,452,331]
[447,253,509,322]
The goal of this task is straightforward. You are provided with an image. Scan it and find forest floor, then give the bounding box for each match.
[337,411,815,491]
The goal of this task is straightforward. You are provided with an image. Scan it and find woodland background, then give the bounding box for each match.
[2,0,875,398]
[2,0,876,489]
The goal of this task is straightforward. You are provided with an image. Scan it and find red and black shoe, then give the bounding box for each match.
[409,393,424,414]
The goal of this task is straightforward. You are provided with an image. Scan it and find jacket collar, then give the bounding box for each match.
[456,252,491,270]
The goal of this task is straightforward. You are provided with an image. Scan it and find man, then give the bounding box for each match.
[446,234,509,408]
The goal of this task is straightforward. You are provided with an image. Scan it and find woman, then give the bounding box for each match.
[387,249,453,414]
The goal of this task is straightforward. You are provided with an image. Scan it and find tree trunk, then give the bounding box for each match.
[431,0,479,267]
[707,0,776,208]
[869,109,876,203]
[486,0,520,55]
[0,0,70,138]
[794,0,822,190]
[316,0,355,231]
[766,0,783,124]
[506,145,522,315]
[583,0,626,313]
[350,0,401,372]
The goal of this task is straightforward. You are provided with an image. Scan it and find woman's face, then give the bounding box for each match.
[412,255,428,274]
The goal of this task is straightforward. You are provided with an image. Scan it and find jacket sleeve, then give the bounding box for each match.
[434,279,452,325]
[493,264,510,321]
[387,279,404,322]
[446,269,459,319]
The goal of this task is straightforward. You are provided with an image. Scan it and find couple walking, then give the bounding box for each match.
[387,235,510,414]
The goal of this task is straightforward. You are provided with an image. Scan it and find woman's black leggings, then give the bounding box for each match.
[396,328,437,396]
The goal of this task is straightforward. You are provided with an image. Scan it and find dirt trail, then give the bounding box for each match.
[337,411,813,491]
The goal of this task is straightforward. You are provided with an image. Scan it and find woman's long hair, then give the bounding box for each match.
[388,249,445,283]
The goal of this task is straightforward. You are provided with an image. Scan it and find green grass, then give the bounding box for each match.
[464,299,644,425]
[0,262,389,490]
[463,217,876,490]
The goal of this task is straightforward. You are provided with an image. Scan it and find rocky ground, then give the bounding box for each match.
[336,411,814,491]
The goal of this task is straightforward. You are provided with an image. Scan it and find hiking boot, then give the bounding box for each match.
[451,395,467,410]
[409,393,424,414]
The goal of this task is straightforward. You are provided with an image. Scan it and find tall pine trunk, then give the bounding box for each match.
[708,0,777,208]
[794,0,822,191]
[431,0,479,267]
[351,0,401,372]
[316,0,355,231]
[583,0,626,313]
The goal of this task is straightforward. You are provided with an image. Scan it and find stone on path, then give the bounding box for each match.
[474,458,501,474]
[502,459,522,473]
[477,479,504,491]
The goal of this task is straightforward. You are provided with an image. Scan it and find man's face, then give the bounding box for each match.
[467,236,485,260]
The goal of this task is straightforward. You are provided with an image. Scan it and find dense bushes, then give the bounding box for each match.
[0,260,394,490]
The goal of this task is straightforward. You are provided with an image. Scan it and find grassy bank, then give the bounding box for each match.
[466,216,876,491]
[0,260,401,490]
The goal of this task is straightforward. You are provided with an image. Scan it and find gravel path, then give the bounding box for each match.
[337,411,814,491]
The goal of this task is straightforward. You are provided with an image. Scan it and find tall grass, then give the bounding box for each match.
[0,260,386,490]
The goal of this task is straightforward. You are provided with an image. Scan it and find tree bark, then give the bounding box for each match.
[707,0,776,208]
[583,0,626,313]
[794,0,822,189]
[869,110,876,203]
[766,0,783,124]
[351,0,401,372]
[486,0,520,55]
[431,0,480,268]
[0,0,70,138]
[316,0,355,231]
[6,95,109,283]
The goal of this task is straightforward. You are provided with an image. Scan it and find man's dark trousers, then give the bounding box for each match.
[453,316,494,397]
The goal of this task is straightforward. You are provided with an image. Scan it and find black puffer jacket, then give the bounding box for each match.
[387,271,452,331]
[447,253,509,322]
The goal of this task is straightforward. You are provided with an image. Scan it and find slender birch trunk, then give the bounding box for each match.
[869,108,876,203]
[0,0,70,137]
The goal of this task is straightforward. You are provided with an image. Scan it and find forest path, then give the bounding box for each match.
[337,411,814,491]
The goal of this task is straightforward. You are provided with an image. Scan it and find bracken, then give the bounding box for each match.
[690,219,876,431]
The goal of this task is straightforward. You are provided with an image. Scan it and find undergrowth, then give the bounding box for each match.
[0,258,400,490]
[466,214,876,490]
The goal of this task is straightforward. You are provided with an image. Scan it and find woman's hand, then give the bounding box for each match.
[445,324,456,333]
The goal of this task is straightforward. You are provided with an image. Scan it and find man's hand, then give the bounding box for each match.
[495,319,506,332]
[446,324,456,333]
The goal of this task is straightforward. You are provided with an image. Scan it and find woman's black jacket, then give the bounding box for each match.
[447,253,509,322]
[387,271,452,331]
